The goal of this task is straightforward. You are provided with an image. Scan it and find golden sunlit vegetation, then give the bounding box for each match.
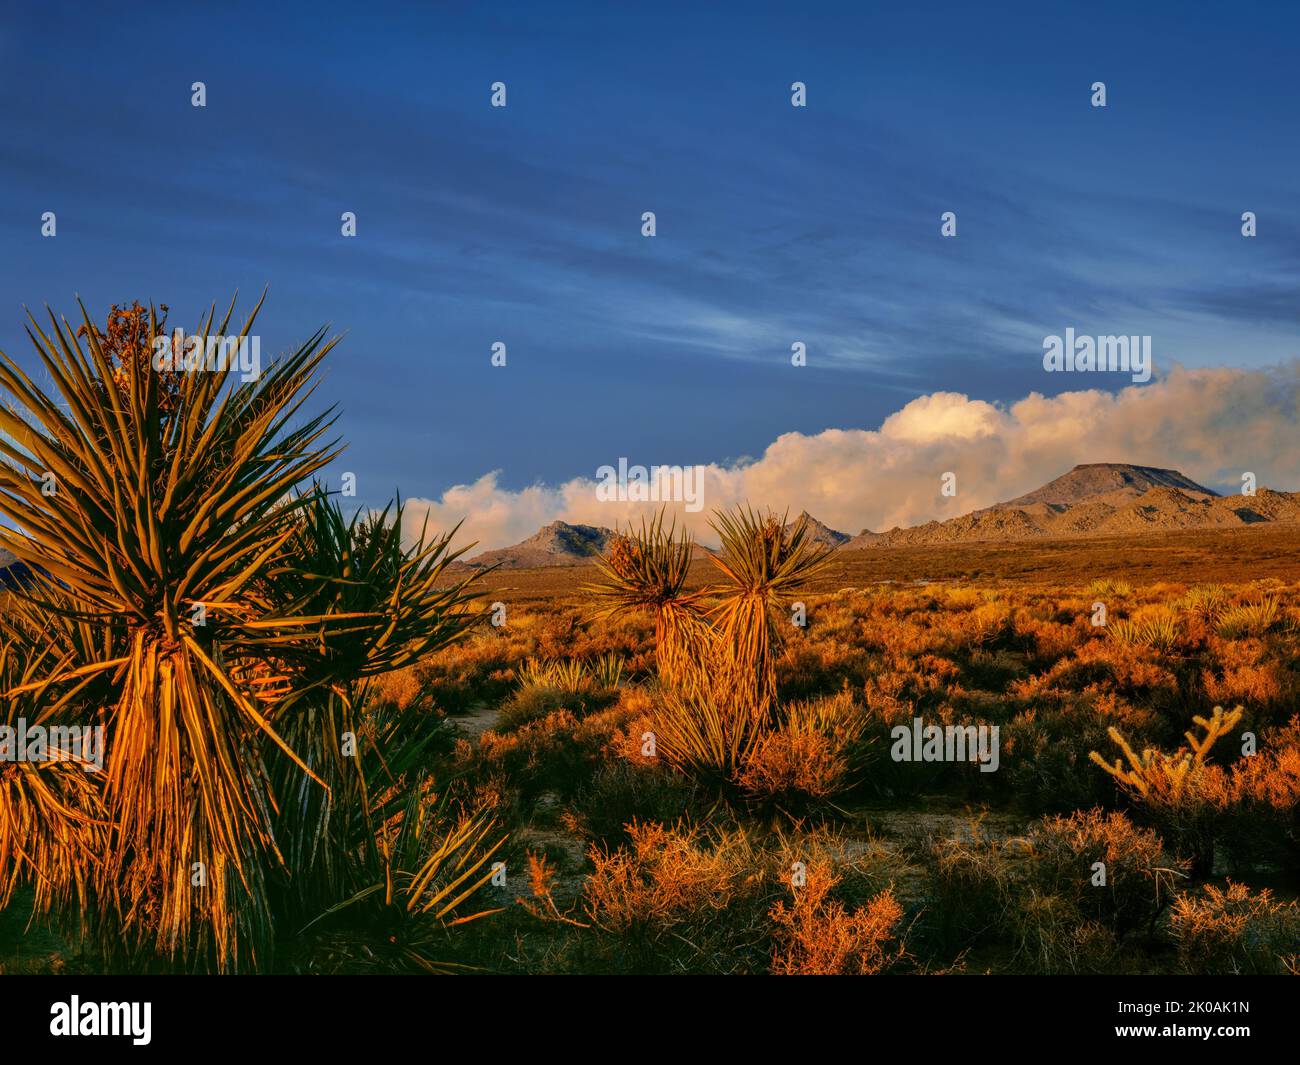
[376,566,1297,975]
[0,301,502,973]
[1,303,1297,976]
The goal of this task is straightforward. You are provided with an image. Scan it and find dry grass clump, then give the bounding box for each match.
[1169,881,1300,974]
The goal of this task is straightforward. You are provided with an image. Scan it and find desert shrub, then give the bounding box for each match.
[1009,893,1122,974]
[920,822,1017,954]
[466,709,605,807]
[495,686,578,731]
[546,821,911,974]
[1004,698,1134,811]
[580,822,773,973]
[563,762,702,847]
[737,690,872,807]
[769,869,905,975]
[1210,720,1300,873]
[953,602,1014,649]
[1027,810,1187,937]
[1169,881,1300,974]
[920,810,1184,972]
[1201,659,1290,712]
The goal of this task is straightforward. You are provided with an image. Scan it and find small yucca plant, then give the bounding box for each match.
[1180,583,1229,622]
[1085,578,1133,598]
[1107,613,1181,653]
[1216,596,1280,639]
[303,783,506,974]
[515,653,623,693]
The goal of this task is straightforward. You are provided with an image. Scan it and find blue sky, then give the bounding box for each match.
[2,0,1298,517]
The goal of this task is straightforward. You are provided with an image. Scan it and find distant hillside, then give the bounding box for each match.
[848,463,1300,549]
[454,464,1299,569]
[996,463,1217,508]
[463,521,615,569]
[786,511,850,547]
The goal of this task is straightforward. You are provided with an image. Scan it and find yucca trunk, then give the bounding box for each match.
[100,633,279,969]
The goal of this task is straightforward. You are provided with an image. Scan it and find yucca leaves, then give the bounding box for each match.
[587,511,708,688]
[589,506,832,782]
[0,592,114,918]
[709,507,833,714]
[0,298,492,972]
[260,494,485,922]
[302,785,506,974]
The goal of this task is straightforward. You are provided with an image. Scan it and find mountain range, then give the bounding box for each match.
[459,464,1300,568]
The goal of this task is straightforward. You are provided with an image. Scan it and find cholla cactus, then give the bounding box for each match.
[1090,705,1244,798]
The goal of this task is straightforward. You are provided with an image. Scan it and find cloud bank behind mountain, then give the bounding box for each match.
[401,363,1300,553]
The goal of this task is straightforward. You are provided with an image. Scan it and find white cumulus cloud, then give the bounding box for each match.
[401,364,1300,555]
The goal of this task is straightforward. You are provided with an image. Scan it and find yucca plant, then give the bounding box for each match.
[708,507,833,715]
[1180,583,1229,623]
[0,298,488,971]
[258,493,483,924]
[514,653,624,694]
[648,668,767,781]
[589,507,832,784]
[1216,595,1280,639]
[303,782,506,973]
[0,589,114,921]
[587,511,708,689]
[1107,613,1181,653]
